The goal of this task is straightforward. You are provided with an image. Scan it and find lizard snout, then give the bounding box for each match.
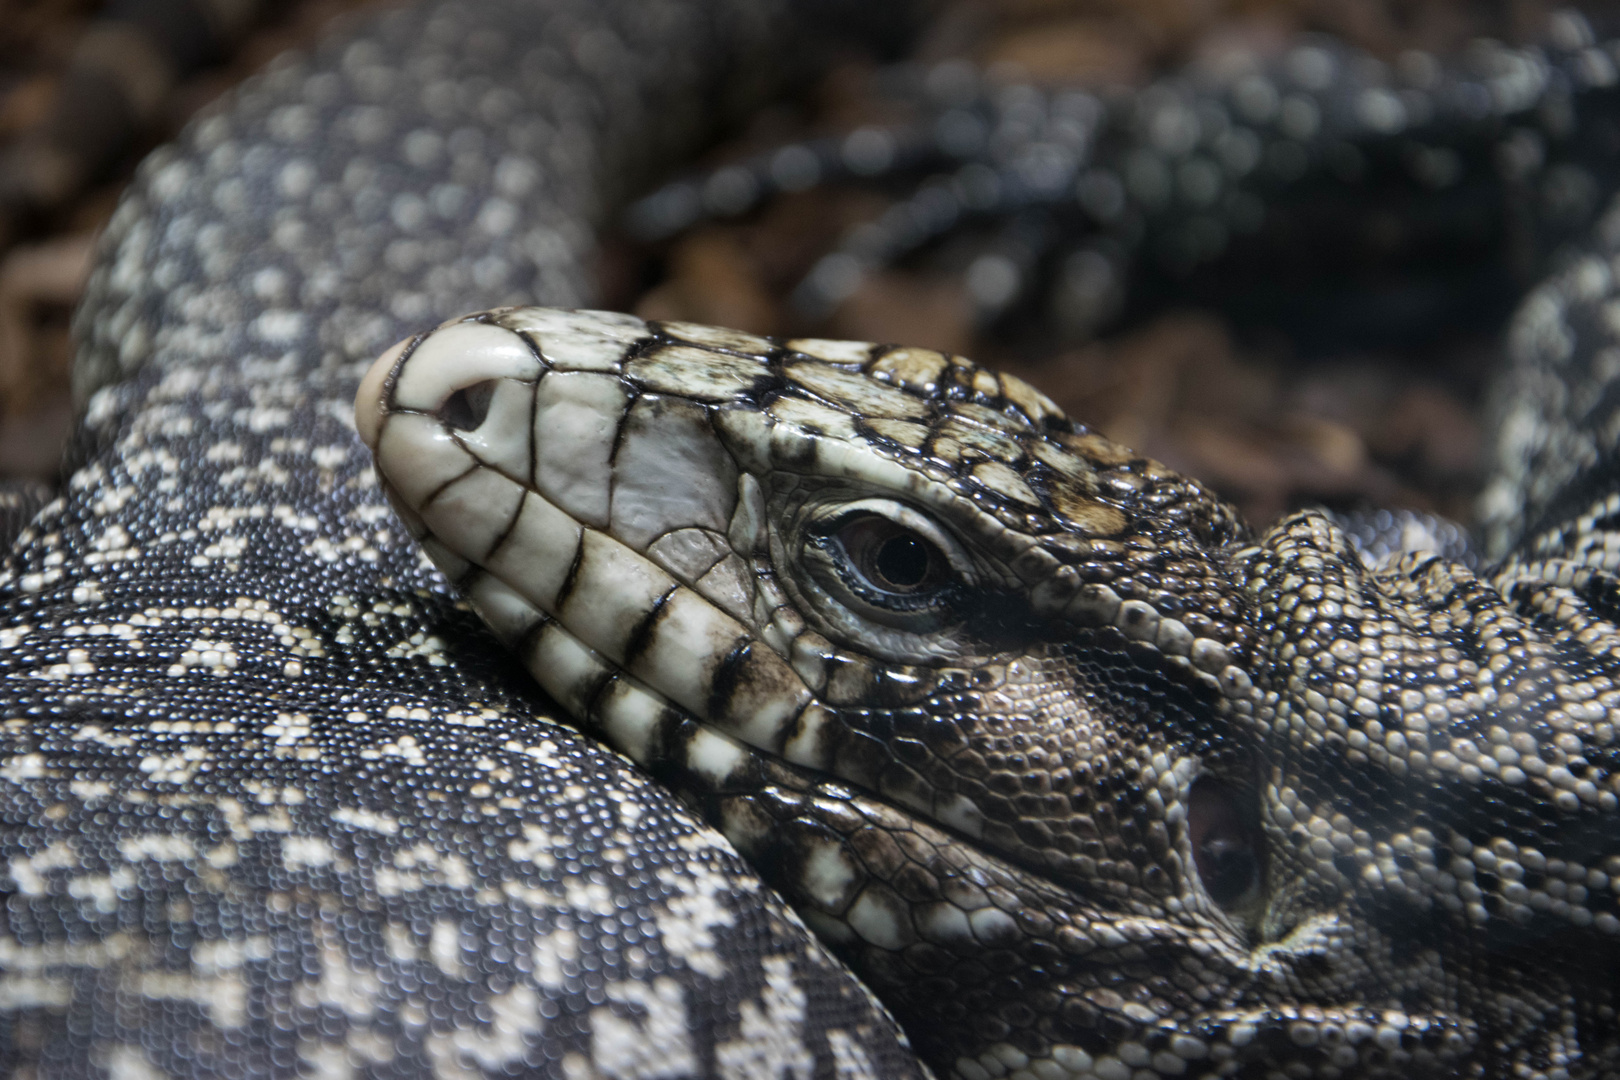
[354,320,544,550]
[354,322,540,454]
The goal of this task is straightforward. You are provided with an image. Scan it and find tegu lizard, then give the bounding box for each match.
[356,302,1620,1078]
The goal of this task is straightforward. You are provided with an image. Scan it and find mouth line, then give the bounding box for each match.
[509,606,1182,930]
[441,532,1066,896]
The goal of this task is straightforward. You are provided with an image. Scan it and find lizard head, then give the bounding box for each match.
[357,307,1620,1079]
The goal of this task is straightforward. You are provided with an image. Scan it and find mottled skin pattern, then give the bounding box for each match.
[0,1,935,1077]
[8,0,1620,1077]
[362,304,1620,1079]
[631,12,1620,343]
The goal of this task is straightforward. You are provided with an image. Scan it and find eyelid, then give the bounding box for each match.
[787,495,984,660]
[813,498,976,584]
[837,517,947,593]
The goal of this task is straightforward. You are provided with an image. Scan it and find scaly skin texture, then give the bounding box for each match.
[9,0,1620,1075]
[0,1,938,1076]
[361,305,1620,1080]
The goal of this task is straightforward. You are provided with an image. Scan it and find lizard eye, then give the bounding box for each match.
[833,515,950,596]
[1188,778,1262,910]
[801,499,972,635]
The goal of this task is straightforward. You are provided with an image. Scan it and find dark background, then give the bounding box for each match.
[0,0,1582,526]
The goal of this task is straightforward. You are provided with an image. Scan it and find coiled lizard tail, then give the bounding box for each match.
[359,306,1620,1077]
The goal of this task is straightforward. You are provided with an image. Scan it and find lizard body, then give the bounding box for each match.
[4,0,1620,1077]
[359,299,1620,1079]
[0,1,934,1076]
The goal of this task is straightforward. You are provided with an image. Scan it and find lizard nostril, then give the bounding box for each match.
[1188,777,1262,909]
[439,380,496,432]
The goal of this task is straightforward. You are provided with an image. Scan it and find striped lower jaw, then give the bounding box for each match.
[456,555,771,795]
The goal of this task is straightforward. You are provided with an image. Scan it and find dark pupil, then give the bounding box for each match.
[873,535,930,589]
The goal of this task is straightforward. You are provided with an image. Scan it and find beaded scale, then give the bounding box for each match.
[5,2,1620,1078]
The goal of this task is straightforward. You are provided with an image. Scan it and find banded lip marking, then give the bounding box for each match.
[356,312,819,779]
